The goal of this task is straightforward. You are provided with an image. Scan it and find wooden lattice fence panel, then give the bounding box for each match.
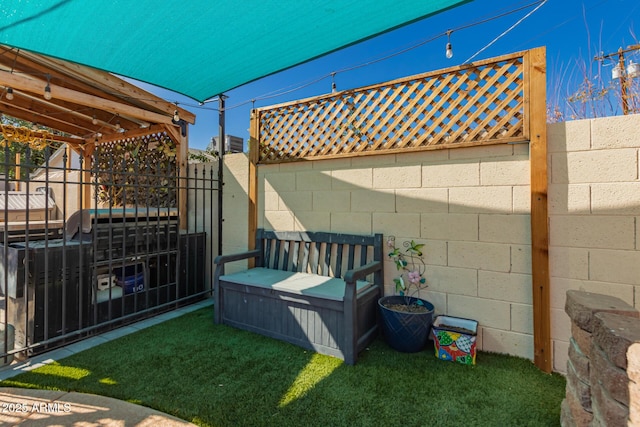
[93,131,177,207]
[256,52,527,163]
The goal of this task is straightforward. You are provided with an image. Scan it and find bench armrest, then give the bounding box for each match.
[214,249,261,266]
[344,260,383,284]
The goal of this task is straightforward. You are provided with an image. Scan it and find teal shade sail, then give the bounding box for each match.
[0,0,469,102]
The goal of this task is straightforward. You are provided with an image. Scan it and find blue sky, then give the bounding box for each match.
[136,0,640,150]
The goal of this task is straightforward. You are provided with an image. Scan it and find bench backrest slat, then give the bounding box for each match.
[256,229,382,281]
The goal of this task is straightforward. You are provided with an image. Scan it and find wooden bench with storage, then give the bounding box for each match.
[213,229,383,364]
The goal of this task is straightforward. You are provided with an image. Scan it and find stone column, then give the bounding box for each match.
[561,290,639,426]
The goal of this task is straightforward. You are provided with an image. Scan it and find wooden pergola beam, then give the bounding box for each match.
[2,47,196,125]
[0,70,178,127]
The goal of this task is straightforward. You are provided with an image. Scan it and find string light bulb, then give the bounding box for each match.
[331,72,337,93]
[92,115,98,125]
[5,87,13,101]
[44,83,52,100]
[115,114,121,130]
[173,109,180,122]
[445,30,453,59]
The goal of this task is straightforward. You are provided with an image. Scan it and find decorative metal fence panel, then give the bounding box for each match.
[0,131,218,364]
[256,52,527,163]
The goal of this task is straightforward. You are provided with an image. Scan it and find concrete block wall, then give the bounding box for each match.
[256,143,534,359]
[549,114,640,373]
[221,114,640,368]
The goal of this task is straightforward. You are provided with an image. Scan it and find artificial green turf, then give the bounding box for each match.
[0,308,566,426]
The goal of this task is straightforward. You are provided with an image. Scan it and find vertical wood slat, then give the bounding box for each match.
[324,243,331,276]
[264,238,272,269]
[292,241,300,272]
[347,245,355,270]
[248,110,259,268]
[335,243,344,278]
[527,47,551,373]
[311,242,321,274]
[282,240,290,271]
[273,240,281,270]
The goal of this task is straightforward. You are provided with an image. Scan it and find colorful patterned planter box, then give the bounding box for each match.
[432,315,478,365]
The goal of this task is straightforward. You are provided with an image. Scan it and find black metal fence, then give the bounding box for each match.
[0,138,218,365]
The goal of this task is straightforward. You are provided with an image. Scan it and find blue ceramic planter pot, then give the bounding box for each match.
[378,296,435,353]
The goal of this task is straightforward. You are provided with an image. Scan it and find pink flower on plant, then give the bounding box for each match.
[387,236,396,248]
[407,270,421,285]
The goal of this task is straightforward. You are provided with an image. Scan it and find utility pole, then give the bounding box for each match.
[595,44,640,115]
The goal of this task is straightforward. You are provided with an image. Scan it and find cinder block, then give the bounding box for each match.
[264,171,296,192]
[312,190,350,212]
[396,188,448,213]
[512,185,531,213]
[591,114,640,149]
[547,119,591,153]
[373,165,421,189]
[449,186,513,213]
[552,308,572,341]
[555,339,570,375]
[510,303,533,334]
[480,327,534,359]
[330,212,371,234]
[513,143,529,156]
[590,342,630,406]
[447,294,510,330]
[422,161,479,187]
[548,184,591,214]
[591,183,640,215]
[592,312,640,370]
[263,191,280,211]
[565,290,639,333]
[423,265,477,296]
[550,216,635,250]
[311,157,352,170]
[372,213,420,238]
[421,239,448,266]
[421,213,478,241]
[448,143,514,160]
[264,211,295,230]
[351,189,395,212]
[480,158,530,185]
[351,153,396,168]
[551,149,637,184]
[590,249,640,285]
[294,212,331,232]
[448,241,511,272]
[478,270,532,304]
[295,170,332,191]
[549,246,589,280]
[396,148,449,164]
[479,214,530,244]
[422,290,447,315]
[278,191,312,211]
[332,168,372,189]
[510,244,531,274]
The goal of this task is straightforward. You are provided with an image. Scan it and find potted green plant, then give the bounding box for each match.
[378,236,435,352]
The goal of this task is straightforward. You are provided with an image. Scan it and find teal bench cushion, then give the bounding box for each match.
[219,267,372,301]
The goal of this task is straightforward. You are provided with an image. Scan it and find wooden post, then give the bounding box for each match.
[14,153,20,191]
[82,150,92,209]
[178,125,189,231]
[248,110,259,268]
[526,47,551,373]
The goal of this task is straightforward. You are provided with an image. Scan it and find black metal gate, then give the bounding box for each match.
[0,135,218,364]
